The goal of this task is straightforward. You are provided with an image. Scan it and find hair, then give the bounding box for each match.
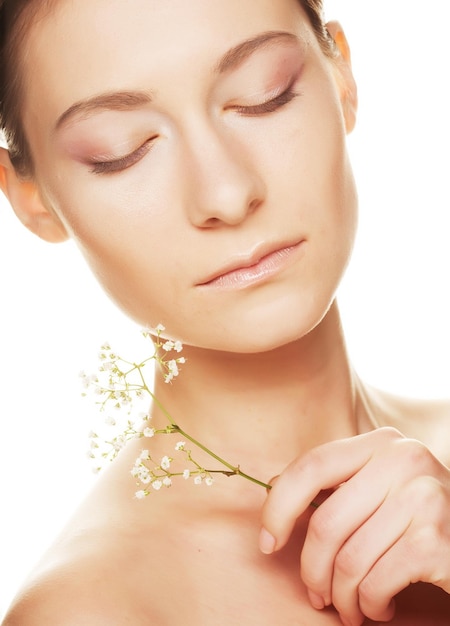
[0,0,333,179]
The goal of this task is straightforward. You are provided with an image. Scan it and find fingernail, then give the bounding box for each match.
[259,527,276,554]
[307,590,325,610]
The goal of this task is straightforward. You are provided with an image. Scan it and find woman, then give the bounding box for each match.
[1,0,450,624]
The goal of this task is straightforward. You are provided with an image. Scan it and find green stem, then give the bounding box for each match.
[148,387,177,427]
[173,424,272,490]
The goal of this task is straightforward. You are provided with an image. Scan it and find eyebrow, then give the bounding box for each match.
[55,31,298,131]
[215,31,299,73]
[55,91,153,131]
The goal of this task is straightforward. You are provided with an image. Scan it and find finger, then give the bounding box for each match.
[260,429,402,552]
[358,476,450,621]
[300,465,391,606]
[358,541,415,623]
[329,485,413,624]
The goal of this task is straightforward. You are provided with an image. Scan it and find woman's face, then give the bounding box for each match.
[21,0,358,352]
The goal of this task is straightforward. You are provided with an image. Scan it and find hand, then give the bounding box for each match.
[259,427,450,626]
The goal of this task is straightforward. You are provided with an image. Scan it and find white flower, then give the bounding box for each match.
[175,441,185,451]
[205,477,214,487]
[139,450,151,461]
[162,339,183,353]
[138,469,151,484]
[143,427,155,438]
[167,360,179,375]
[105,416,116,426]
[164,359,180,383]
[152,480,163,491]
[177,357,186,364]
[155,324,165,332]
[163,477,172,487]
[80,372,98,388]
[135,490,147,500]
[160,456,171,471]
[183,469,190,480]
[194,475,203,485]
[112,436,126,452]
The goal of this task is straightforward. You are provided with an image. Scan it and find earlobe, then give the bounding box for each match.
[326,21,358,134]
[0,148,69,243]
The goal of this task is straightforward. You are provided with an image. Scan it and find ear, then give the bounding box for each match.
[0,147,69,243]
[326,21,358,134]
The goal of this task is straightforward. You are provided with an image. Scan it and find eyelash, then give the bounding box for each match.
[89,138,155,175]
[232,83,299,116]
[89,84,298,175]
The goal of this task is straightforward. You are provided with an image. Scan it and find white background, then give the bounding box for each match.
[1,0,449,617]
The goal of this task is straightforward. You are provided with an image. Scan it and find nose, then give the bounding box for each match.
[182,122,266,228]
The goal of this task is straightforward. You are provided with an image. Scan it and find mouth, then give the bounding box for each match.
[197,240,305,289]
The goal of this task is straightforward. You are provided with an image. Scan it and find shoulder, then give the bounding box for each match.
[2,443,180,626]
[1,529,163,626]
[364,384,450,465]
[1,563,153,626]
[3,590,130,626]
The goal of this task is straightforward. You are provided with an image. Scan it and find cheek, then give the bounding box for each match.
[41,179,182,317]
[271,99,358,287]
[44,168,166,252]
[76,234,182,330]
[260,91,357,240]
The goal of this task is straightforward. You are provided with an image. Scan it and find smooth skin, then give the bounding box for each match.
[1,1,450,624]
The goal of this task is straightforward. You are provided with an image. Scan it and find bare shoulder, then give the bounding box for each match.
[1,530,164,626]
[2,516,169,626]
[364,383,450,464]
[1,438,186,626]
[2,561,154,626]
[2,580,137,626]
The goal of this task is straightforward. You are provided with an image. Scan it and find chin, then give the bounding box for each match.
[187,296,335,355]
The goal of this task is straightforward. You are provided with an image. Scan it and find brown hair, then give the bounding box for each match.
[0,0,47,178]
[0,0,333,179]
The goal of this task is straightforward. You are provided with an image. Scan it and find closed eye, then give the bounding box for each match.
[230,83,299,116]
[89,137,156,175]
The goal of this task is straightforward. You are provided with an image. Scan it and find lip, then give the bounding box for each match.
[197,240,305,289]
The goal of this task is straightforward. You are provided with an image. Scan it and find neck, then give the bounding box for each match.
[150,302,368,482]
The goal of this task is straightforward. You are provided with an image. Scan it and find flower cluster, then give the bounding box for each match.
[131,439,215,498]
[82,325,270,497]
[143,325,186,384]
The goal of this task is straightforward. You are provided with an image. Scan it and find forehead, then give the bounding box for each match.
[24,0,311,90]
